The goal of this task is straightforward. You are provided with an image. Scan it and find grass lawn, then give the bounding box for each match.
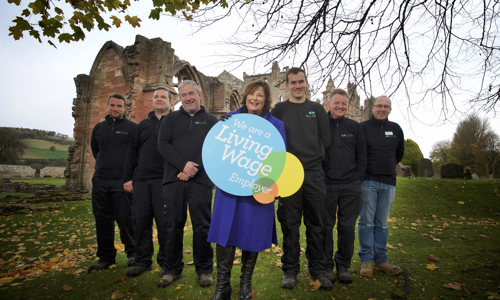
[10,178,66,187]
[0,178,498,299]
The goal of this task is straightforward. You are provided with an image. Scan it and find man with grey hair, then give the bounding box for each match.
[157,80,218,288]
[358,95,404,278]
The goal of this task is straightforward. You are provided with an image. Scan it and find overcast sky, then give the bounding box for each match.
[0,2,498,158]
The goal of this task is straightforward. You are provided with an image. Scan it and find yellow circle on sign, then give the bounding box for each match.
[275,153,304,197]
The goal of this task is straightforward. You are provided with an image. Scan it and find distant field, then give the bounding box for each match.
[20,138,70,160]
[21,138,69,151]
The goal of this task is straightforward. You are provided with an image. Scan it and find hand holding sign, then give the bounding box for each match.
[202,113,303,203]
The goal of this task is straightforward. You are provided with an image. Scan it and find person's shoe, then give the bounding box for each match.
[157,273,182,288]
[126,265,152,277]
[281,274,297,289]
[375,262,402,275]
[199,273,214,287]
[316,273,333,290]
[324,271,336,283]
[336,265,353,284]
[360,262,373,277]
[87,260,115,273]
[212,286,231,300]
[127,257,136,267]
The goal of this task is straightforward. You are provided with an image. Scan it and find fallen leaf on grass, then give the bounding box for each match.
[443,282,461,290]
[308,277,321,290]
[427,254,440,262]
[114,275,127,282]
[62,284,74,291]
[175,284,184,290]
[0,276,15,284]
[428,235,441,242]
[426,263,437,270]
[111,290,125,299]
[458,201,465,205]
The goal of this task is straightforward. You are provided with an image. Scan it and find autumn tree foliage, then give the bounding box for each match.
[430,140,452,172]
[430,115,500,176]
[401,139,424,176]
[451,115,500,175]
[6,0,227,46]
[0,128,24,164]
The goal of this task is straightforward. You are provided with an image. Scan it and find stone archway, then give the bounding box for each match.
[171,63,207,108]
[65,41,129,193]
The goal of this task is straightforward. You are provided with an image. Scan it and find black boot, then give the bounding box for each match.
[212,244,235,300]
[239,251,258,300]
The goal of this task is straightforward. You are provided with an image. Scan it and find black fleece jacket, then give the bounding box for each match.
[123,111,166,182]
[324,114,366,184]
[271,99,331,171]
[361,116,404,186]
[158,106,218,186]
[91,115,137,180]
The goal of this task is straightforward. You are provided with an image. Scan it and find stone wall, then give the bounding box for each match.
[0,165,65,178]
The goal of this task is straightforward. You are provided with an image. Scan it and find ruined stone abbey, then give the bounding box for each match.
[64,35,370,192]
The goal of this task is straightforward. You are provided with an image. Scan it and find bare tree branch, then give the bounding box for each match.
[184,0,499,119]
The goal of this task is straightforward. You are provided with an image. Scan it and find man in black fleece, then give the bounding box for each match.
[322,89,366,284]
[123,87,172,279]
[358,96,404,278]
[88,93,137,272]
[157,80,218,288]
[271,67,332,290]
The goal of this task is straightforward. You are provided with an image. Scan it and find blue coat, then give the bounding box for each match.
[207,108,286,252]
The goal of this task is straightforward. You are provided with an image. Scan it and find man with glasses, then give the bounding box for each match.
[358,96,404,277]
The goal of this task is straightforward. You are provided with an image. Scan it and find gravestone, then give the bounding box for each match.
[494,161,500,178]
[464,167,472,180]
[418,158,434,177]
[441,163,464,179]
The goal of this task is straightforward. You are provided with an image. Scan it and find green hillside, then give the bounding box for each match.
[0,127,74,166]
[21,138,70,159]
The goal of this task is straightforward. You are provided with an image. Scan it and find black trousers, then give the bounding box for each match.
[323,180,361,270]
[163,181,213,275]
[277,169,326,277]
[133,179,167,269]
[91,178,135,262]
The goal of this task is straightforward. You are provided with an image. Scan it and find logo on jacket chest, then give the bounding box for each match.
[194,121,208,126]
[305,111,317,118]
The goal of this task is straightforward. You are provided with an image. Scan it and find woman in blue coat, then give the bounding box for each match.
[208,80,285,300]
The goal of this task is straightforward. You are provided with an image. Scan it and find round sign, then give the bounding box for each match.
[202,113,286,197]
